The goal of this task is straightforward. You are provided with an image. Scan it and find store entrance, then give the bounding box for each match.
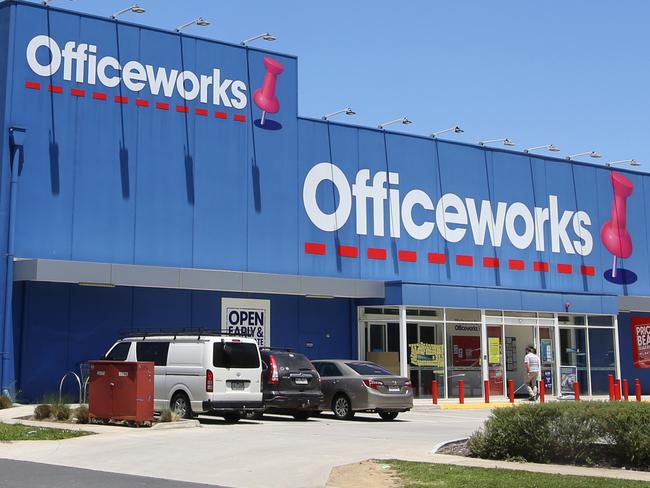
[504,324,535,397]
[407,322,445,398]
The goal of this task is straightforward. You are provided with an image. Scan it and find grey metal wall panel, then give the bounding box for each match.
[179,268,243,292]
[111,264,180,288]
[13,259,384,299]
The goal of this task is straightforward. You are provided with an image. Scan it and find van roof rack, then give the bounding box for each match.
[118,327,254,341]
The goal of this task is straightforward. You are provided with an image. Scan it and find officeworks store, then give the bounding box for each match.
[1,1,650,402]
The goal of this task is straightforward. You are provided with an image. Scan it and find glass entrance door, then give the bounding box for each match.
[407,322,445,398]
[538,326,556,396]
[487,325,504,396]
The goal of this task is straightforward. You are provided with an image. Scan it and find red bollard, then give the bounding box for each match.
[484,380,490,404]
[539,380,545,403]
[574,381,580,401]
[623,379,629,401]
[458,380,465,404]
[635,378,642,402]
[508,379,514,403]
[614,380,621,401]
[432,380,438,405]
[608,374,615,401]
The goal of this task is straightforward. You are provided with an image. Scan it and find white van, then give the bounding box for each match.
[104,332,263,422]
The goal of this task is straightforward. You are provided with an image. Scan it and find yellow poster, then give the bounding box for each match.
[410,343,444,367]
[488,337,501,364]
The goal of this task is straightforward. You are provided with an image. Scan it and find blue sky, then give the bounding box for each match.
[31,0,650,170]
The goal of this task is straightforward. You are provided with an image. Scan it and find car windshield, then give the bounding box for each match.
[346,362,393,376]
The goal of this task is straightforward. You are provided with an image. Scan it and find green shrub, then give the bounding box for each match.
[34,404,52,420]
[74,405,89,424]
[467,401,650,469]
[158,408,179,423]
[0,395,12,409]
[51,402,71,421]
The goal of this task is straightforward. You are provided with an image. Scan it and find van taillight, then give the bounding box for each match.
[206,369,214,392]
[269,355,279,385]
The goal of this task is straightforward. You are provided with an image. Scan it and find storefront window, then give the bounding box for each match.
[588,328,615,395]
[361,309,617,399]
[446,322,482,397]
[560,327,588,395]
[446,309,481,322]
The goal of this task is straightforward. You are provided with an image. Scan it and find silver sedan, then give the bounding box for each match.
[311,360,413,421]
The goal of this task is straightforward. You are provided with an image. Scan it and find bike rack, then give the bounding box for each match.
[58,371,82,405]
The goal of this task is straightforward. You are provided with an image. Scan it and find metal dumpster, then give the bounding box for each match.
[88,361,154,425]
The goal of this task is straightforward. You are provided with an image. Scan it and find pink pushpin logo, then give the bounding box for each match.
[601,171,636,283]
[253,57,284,128]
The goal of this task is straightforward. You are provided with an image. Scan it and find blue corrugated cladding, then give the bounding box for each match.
[12,282,356,401]
[4,1,650,298]
[8,2,298,272]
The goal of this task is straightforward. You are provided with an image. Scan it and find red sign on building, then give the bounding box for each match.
[631,317,650,368]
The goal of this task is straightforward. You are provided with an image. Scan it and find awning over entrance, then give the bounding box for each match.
[13,258,385,299]
[384,281,618,314]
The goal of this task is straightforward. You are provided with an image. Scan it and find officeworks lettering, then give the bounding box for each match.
[303,163,593,255]
[26,35,248,107]
[1,1,650,402]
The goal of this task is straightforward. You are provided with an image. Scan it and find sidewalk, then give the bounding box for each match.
[413,395,650,410]
[0,405,199,433]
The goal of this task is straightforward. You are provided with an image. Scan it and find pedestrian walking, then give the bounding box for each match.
[524,346,540,401]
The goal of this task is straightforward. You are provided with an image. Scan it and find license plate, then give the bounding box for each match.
[230,381,245,390]
[295,378,308,385]
[388,387,400,392]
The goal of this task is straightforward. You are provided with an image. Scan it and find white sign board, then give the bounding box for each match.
[221,298,270,347]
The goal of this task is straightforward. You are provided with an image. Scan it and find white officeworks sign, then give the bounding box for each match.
[25,35,248,108]
[221,298,270,347]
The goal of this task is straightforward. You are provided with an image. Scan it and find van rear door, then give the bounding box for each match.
[212,339,262,403]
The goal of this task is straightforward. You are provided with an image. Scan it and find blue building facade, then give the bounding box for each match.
[1,1,649,401]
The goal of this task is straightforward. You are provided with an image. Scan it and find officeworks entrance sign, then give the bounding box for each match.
[221,299,270,347]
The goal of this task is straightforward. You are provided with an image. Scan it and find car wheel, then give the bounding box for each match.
[223,413,241,423]
[170,392,192,419]
[292,411,310,421]
[379,411,399,421]
[332,394,355,420]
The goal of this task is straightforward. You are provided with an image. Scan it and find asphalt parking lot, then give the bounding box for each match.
[0,408,491,488]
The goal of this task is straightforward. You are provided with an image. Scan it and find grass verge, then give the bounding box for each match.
[0,422,92,441]
[386,460,649,488]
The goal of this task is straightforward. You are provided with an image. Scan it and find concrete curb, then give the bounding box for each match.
[438,402,514,410]
[150,419,200,430]
[430,437,468,454]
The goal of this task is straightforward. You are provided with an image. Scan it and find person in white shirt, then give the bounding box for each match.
[524,346,541,401]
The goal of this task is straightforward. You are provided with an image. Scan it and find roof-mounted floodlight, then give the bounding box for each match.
[431,126,464,138]
[605,159,640,167]
[240,33,277,46]
[523,144,561,154]
[565,151,601,161]
[176,17,210,32]
[478,138,515,147]
[322,108,356,120]
[378,117,412,130]
[111,5,145,19]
